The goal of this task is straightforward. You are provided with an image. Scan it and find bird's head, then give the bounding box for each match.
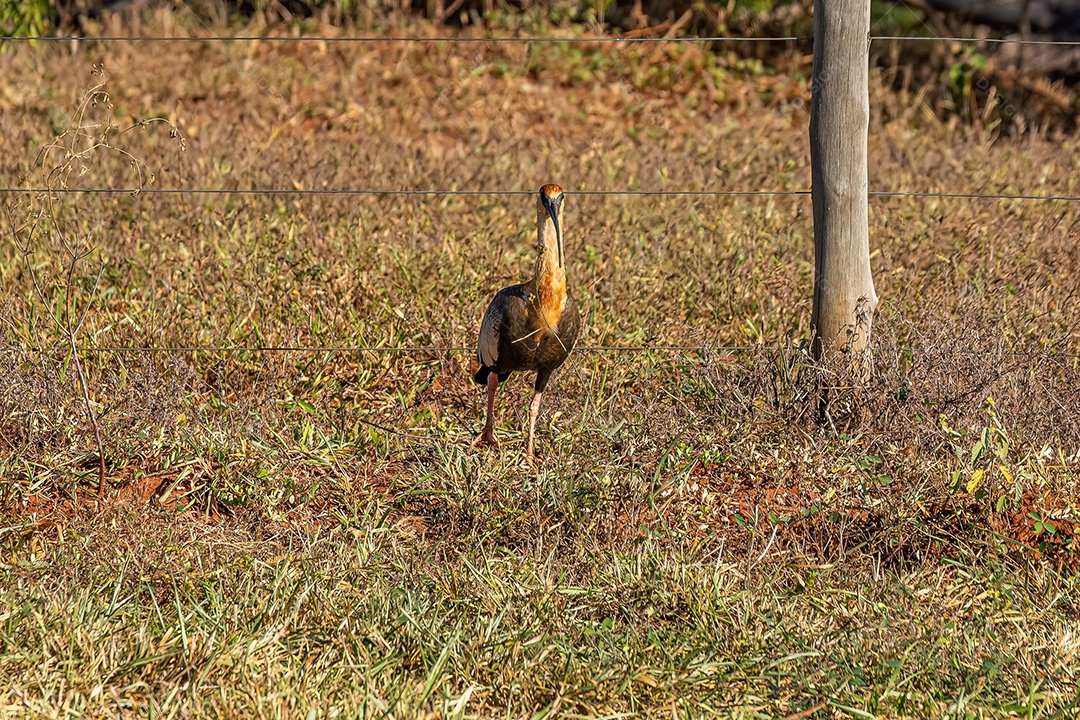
[537,184,565,267]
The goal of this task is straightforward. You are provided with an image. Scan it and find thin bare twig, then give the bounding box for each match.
[4,64,186,498]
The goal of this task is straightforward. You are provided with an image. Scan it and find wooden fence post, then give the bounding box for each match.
[809,0,877,364]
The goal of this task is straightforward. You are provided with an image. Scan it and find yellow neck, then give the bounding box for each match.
[534,215,566,330]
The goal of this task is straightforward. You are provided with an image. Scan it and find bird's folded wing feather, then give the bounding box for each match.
[478,286,527,367]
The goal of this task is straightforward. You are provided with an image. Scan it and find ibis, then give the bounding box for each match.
[473,184,581,457]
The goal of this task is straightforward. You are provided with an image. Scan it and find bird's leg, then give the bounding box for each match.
[526,389,543,457]
[473,372,499,447]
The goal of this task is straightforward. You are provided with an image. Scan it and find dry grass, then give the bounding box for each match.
[1,8,1079,718]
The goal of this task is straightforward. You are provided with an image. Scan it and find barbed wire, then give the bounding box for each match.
[3,188,1079,202]
[3,34,1080,46]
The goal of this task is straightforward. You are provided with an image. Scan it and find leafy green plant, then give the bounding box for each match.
[1028,510,1056,538]
[940,398,1047,515]
[946,50,989,122]
[0,0,50,43]
[858,453,893,486]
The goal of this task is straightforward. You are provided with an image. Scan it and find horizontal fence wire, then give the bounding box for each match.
[873,35,1080,45]
[0,34,807,43]
[3,34,1080,46]
[2,345,1077,358]
[1,345,755,354]
[4,188,798,197]
[2,188,1079,202]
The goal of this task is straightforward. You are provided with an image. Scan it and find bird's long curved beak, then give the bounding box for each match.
[543,196,564,267]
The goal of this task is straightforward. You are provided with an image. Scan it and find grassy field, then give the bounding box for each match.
[1,8,1079,718]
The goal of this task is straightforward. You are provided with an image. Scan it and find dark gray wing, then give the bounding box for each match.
[477,284,528,368]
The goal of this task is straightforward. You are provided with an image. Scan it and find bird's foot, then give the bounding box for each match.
[473,428,498,447]
[521,438,539,464]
